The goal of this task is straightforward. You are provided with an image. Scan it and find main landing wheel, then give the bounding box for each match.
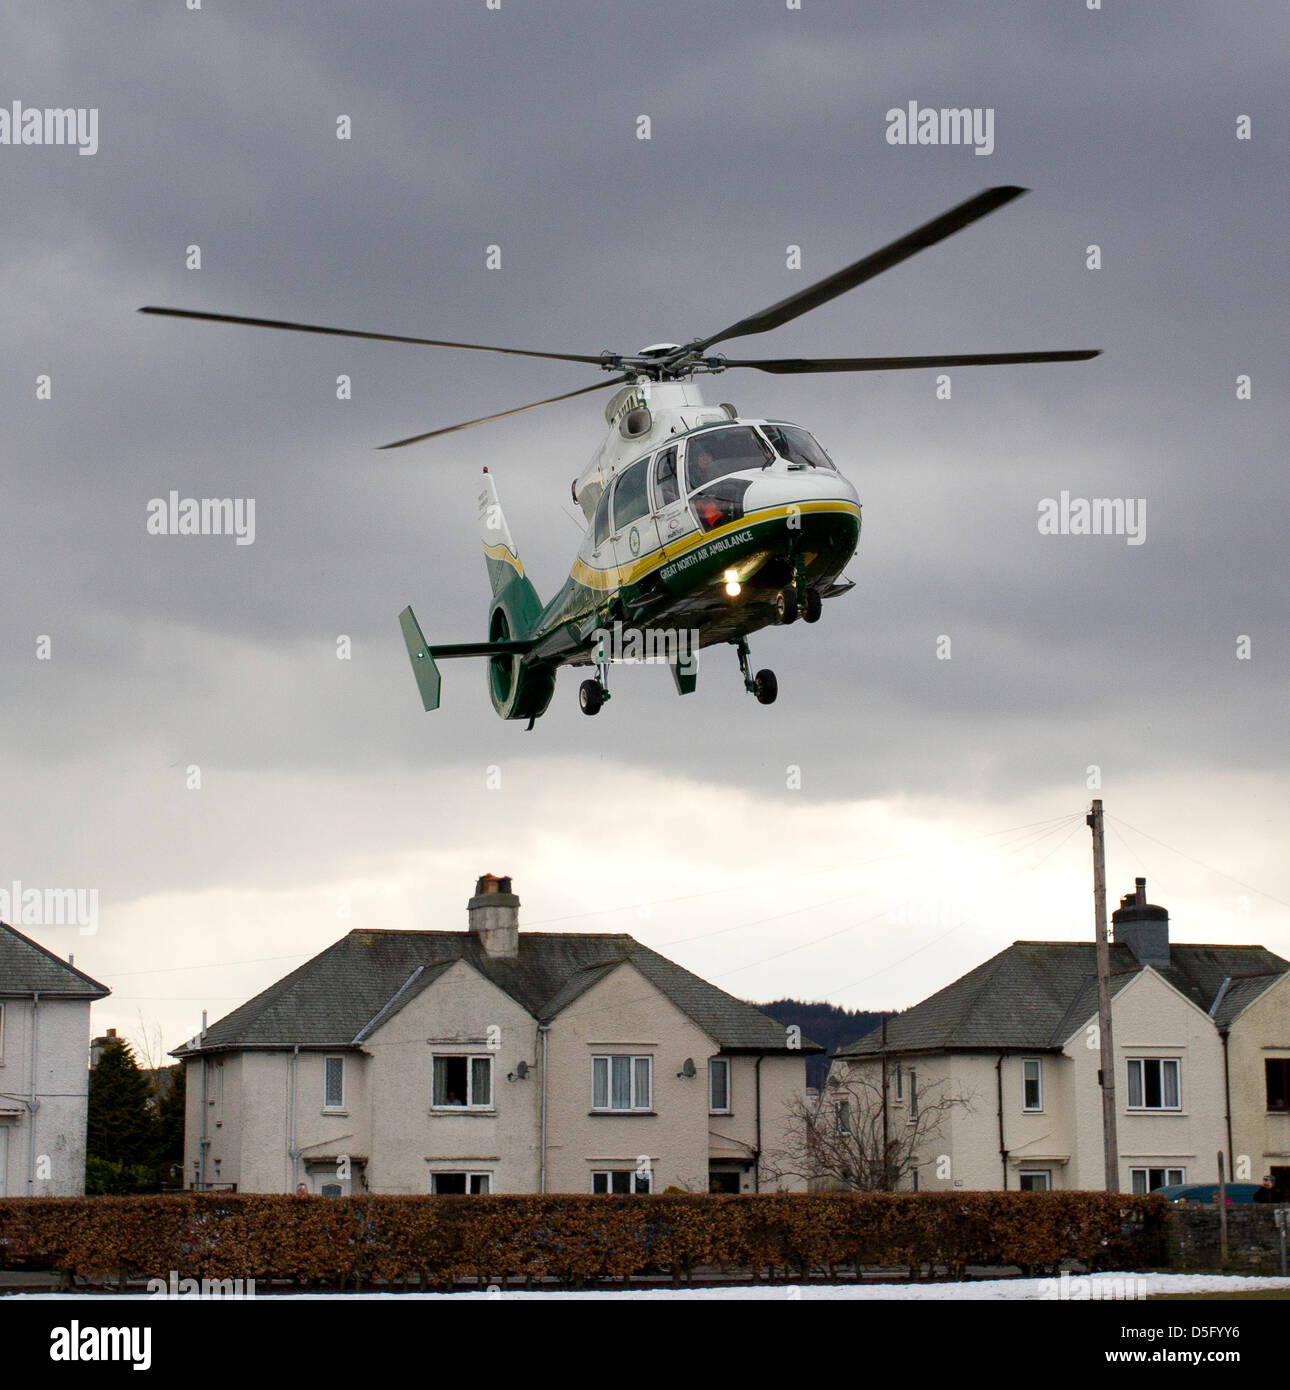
[579,679,604,716]
[753,669,778,705]
[774,588,798,625]
[804,589,823,623]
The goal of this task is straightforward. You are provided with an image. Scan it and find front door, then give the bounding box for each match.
[649,444,697,560]
[607,455,655,584]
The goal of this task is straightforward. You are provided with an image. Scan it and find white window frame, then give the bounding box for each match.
[591,1169,652,1194]
[892,1064,903,1103]
[835,1099,851,1135]
[430,1171,492,1195]
[1126,1057,1182,1112]
[1129,1166,1185,1194]
[431,1053,493,1110]
[1018,1169,1052,1191]
[591,1054,653,1112]
[323,1055,345,1113]
[1022,1058,1043,1113]
[907,1068,918,1123]
[708,1057,731,1114]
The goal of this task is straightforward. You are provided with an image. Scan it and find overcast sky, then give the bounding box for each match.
[2,1,1286,1056]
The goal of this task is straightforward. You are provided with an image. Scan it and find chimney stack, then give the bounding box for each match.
[468,873,520,958]
[1111,877,1170,968]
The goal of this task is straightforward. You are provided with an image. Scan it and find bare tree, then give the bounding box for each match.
[763,1068,973,1192]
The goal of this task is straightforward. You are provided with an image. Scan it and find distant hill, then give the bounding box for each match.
[751,999,897,1089]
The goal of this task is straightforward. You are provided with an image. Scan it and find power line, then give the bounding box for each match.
[1108,813,1290,910]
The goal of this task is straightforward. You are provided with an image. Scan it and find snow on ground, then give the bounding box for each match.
[12,1273,1290,1300]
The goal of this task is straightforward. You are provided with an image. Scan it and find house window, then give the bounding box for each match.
[323,1056,344,1111]
[893,1064,902,1102]
[431,1172,491,1194]
[591,1055,652,1112]
[1266,1058,1290,1112]
[1022,1059,1043,1112]
[592,1170,652,1194]
[1126,1057,1181,1111]
[0,1001,5,1059]
[1018,1169,1051,1191]
[709,1058,730,1113]
[320,1183,343,1198]
[432,1054,493,1109]
[907,1068,918,1122]
[835,1100,851,1135]
[1130,1167,1185,1194]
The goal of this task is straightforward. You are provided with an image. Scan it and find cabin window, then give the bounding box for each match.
[653,446,680,507]
[683,426,773,491]
[612,457,651,532]
[762,423,835,469]
[592,488,612,550]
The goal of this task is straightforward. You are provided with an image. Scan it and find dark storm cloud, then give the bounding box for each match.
[1,0,1286,929]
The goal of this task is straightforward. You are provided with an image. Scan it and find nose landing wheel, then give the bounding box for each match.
[734,637,778,706]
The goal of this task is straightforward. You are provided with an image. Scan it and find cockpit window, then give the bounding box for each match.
[762,424,835,470]
[592,487,612,550]
[653,446,680,507]
[612,457,651,532]
[684,426,774,491]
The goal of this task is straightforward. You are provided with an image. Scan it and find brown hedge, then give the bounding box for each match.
[0,1192,1164,1287]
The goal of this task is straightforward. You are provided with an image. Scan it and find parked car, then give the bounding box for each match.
[1155,1182,1261,1204]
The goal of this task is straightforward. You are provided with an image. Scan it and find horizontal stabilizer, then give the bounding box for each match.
[429,640,533,660]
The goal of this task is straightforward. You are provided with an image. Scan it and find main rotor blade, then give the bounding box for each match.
[138,306,606,367]
[722,349,1100,374]
[694,185,1028,352]
[377,375,630,450]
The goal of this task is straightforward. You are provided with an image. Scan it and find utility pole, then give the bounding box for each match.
[1087,799,1119,1192]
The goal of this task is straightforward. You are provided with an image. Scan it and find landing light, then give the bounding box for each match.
[724,568,741,598]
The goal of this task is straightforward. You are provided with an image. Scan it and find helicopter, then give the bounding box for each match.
[140,185,1097,725]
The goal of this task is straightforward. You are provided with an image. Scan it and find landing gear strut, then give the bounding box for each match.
[579,657,611,716]
[734,637,777,706]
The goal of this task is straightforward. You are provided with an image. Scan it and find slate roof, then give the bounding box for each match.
[836,941,1287,1057]
[174,929,817,1056]
[0,920,110,998]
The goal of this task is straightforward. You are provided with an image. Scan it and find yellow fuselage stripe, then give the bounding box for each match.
[569,499,860,592]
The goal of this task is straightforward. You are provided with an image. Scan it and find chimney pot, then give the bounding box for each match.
[468,874,520,958]
[1112,877,1170,968]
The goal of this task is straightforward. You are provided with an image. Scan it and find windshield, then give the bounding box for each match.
[684,426,773,491]
[762,424,835,469]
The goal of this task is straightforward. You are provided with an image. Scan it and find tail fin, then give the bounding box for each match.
[477,468,543,636]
